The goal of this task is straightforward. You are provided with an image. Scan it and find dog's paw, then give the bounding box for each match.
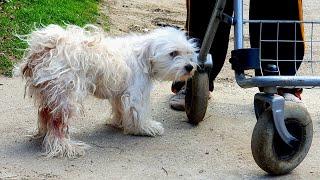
[43,135,89,158]
[141,121,164,136]
[124,121,164,136]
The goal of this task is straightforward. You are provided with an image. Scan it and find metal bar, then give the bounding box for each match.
[311,22,314,74]
[260,59,320,62]
[294,23,301,76]
[260,40,320,43]
[236,74,320,88]
[198,0,226,64]
[234,0,243,49]
[294,22,297,75]
[276,22,280,75]
[243,20,320,24]
[259,22,263,75]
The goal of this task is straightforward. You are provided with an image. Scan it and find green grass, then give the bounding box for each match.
[0,0,109,76]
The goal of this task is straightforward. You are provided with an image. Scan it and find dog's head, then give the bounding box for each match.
[141,27,198,81]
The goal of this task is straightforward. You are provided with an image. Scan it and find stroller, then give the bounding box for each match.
[186,0,316,175]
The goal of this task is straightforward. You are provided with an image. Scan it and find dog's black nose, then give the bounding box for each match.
[184,64,194,72]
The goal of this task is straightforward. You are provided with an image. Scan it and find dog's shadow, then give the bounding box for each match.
[8,107,194,160]
[7,125,148,159]
[5,136,44,159]
[76,124,150,153]
[77,118,196,155]
[7,98,254,159]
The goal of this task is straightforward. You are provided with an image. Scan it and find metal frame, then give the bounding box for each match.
[235,19,320,88]
[197,0,314,148]
[234,0,243,50]
[254,93,299,148]
[232,0,308,148]
[196,0,226,71]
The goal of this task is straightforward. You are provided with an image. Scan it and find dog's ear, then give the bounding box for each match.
[137,40,155,74]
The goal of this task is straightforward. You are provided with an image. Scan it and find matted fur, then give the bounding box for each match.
[16,24,197,158]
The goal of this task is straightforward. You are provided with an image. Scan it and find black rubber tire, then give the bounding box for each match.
[185,71,209,125]
[251,101,313,175]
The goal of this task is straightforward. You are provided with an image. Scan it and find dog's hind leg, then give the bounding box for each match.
[39,104,88,158]
[32,81,88,158]
[121,90,164,136]
[32,107,50,139]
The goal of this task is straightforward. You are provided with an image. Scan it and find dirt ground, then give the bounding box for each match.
[1,0,320,179]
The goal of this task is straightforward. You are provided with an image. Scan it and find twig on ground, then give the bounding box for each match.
[161,167,168,175]
[90,143,124,154]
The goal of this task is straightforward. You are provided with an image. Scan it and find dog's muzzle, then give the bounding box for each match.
[184,64,194,73]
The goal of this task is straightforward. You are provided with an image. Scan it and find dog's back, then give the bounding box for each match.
[17,24,132,95]
[17,24,103,78]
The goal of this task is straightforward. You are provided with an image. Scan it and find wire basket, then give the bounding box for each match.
[235,20,320,88]
[245,20,320,77]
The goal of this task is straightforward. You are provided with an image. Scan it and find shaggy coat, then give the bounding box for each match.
[16,24,197,157]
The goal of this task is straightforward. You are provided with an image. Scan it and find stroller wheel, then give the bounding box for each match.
[185,71,209,125]
[251,101,313,175]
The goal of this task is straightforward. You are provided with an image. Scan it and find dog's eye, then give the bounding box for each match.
[169,51,179,58]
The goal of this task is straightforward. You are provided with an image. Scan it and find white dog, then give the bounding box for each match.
[16,24,197,158]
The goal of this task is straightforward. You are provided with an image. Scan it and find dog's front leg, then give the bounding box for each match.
[109,96,123,129]
[121,89,164,136]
